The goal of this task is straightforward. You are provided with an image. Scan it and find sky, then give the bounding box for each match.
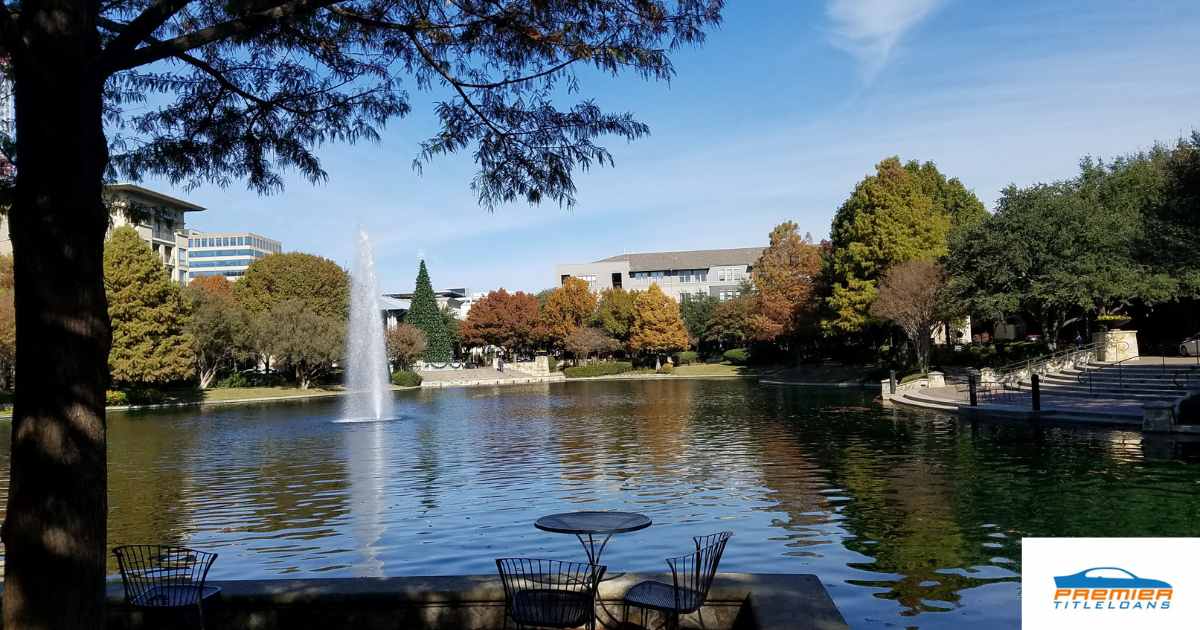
[148,0,1200,294]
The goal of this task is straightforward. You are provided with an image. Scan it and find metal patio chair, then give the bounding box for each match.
[496,558,606,630]
[113,545,220,630]
[622,532,732,630]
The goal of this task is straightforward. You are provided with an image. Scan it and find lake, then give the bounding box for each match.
[3,379,1199,629]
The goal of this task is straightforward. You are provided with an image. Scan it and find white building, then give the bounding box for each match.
[185,230,282,282]
[380,288,473,327]
[556,247,764,301]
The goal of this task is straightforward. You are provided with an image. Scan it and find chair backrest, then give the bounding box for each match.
[692,531,733,552]
[495,558,605,624]
[666,534,731,614]
[113,545,218,608]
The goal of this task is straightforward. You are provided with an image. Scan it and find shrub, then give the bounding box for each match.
[390,370,423,387]
[105,390,128,406]
[657,363,675,374]
[673,351,699,365]
[124,387,165,405]
[547,356,558,372]
[215,372,252,388]
[563,361,634,378]
[723,348,750,365]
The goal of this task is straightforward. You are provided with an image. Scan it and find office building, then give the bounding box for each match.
[186,230,282,282]
[556,247,764,301]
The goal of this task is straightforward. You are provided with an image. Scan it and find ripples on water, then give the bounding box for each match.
[2,379,1200,629]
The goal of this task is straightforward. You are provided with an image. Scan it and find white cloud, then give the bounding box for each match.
[826,0,946,80]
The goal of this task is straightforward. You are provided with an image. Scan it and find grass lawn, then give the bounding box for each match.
[672,363,752,377]
[198,386,345,403]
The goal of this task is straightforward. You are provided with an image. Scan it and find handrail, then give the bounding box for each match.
[989,342,1100,389]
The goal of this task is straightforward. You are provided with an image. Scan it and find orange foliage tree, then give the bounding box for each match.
[460,289,540,354]
[535,277,598,349]
[629,284,689,366]
[749,221,823,344]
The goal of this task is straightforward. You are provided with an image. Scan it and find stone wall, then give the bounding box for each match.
[508,355,551,376]
[98,573,847,630]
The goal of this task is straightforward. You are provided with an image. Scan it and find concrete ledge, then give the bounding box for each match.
[102,573,847,630]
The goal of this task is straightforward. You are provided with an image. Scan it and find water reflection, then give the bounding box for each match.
[0,380,1198,629]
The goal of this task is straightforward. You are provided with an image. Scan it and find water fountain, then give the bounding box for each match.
[342,228,394,422]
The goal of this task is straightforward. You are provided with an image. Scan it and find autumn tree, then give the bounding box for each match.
[405,260,452,363]
[460,289,540,354]
[0,255,13,390]
[183,277,248,388]
[104,227,195,386]
[749,222,822,344]
[825,157,984,334]
[870,260,948,374]
[385,323,427,371]
[629,284,689,367]
[236,252,349,319]
[0,1,723,624]
[536,277,598,350]
[564,326,621,362]
[594,287,640,346]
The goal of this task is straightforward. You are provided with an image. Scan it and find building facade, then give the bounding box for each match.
[0,183,205,285]
[185,231,282,282]
[380,288,472,328]
[556,247,764,301]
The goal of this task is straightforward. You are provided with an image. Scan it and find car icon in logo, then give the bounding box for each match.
[1054,567,1172,590]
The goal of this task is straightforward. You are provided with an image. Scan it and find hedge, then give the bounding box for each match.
[563,361,634,378]
[391,370,423,387]
[673,351,699,365]
[723,348,750,365]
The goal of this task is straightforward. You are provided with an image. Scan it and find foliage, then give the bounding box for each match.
[404,260,453,363]
[536,277,597,350]
[930,341,1050,369]
[390,370,423,388]
[563,361,634,379]
[386,324,427,371]
[825,157,982,334]
[629,284,690,358]
[260,299,344,389]
[673,351,700,365]
[214,372,252,389]
[749,221,823,343]
[183,278,248,388]
[705,294,755,348]
[104,226,196,386]
[460,289,540,353]
[441,304,461,352]
[123,387,167,406]
[0,255,13,390]
[594,288,641,344]
[563,326,621,360]
[657,363,675,374]
[723,348,750,365]
[104,390,128,407]
[679,293,718,349]
[870,260,948,374]
[236,253,349,319]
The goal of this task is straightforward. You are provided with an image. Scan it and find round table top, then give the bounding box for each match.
[534,511,652,535]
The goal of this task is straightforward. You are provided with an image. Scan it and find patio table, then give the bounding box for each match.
[534,511,652,569]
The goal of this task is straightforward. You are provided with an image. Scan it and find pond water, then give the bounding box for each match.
[3,379,1200,629]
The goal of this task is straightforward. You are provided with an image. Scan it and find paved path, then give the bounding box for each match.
[418,367,564,388]
[916,385,1146,419]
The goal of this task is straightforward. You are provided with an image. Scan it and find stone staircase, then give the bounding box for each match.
[1015,361,1200,402]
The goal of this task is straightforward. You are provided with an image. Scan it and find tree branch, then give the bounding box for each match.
[103,0,342,75]
[100,0,192,66]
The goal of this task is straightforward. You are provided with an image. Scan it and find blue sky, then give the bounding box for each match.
[151,0,1200,293]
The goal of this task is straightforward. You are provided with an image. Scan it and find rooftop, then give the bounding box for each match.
[595,247,764,272]
[108,183,206,212]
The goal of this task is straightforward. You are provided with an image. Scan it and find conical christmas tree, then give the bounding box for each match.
[404,260,453,363]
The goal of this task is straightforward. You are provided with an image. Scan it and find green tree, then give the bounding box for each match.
[405,260,452,363]
[261,299,344,389]
[104,227,195,386]
[183,278,248,388]
[629,284,689,367]
[595,288,641,345]
[236,253,349,318]
[824,157,983,334]
[679,293,719,349]
[0,1,722,622]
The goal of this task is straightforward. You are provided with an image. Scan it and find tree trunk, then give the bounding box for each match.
[3,2,110,628]
[199,365,218,389]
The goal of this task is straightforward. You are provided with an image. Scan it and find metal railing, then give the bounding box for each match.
[1081,343,1200,394]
